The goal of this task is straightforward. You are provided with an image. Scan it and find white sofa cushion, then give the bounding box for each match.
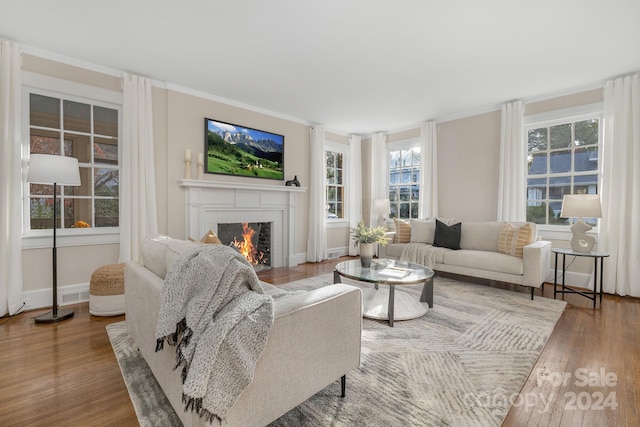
[140,236,198,279]
[443,249,524,275]
[459,222,502,252]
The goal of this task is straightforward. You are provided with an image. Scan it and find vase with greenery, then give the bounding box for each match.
[350,220,388,268]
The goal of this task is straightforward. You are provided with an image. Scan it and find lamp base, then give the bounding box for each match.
[34,308,74,324]
[570,219,596,253]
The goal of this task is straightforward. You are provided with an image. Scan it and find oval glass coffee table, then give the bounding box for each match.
[334,259,434,327]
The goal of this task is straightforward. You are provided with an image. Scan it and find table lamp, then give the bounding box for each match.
[560,194,602,253]
[373,198,391,227]
[27,154,81,323]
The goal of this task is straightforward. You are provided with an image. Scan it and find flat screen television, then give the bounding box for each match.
[204,118,284,180]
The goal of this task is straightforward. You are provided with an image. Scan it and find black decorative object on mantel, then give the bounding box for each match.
[285,175,300,187]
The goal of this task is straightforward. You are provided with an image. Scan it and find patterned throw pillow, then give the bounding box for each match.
[392,218,412,243]
[498,222,534,258]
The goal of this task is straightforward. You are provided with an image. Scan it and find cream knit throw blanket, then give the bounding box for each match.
[155,244,274,423]
[400,243,450,270]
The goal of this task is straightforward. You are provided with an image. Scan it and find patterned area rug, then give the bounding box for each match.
[107,274,566,426]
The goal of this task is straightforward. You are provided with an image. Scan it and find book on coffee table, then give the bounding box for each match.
[378,266,412,279]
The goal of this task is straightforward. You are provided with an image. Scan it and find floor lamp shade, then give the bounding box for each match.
[560,194,602,253]
[27,154,81,323]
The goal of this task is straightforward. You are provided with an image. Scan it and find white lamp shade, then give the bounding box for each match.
[373,198,391,215]
[27,154,81,186]
[560,194,602,219]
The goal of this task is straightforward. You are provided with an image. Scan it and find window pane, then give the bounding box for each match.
[574,147,598,171]
[526,201,548,224]
[64,198,92,227]
[549,176,570,199]
[30,94,60,128]
[550,123,571,149]
[335,169,342,185]
[30,183,55,196]
[64,100,91,133]
[399,186,410,201]
[30,198,57,229]
[527,177,547,200]
[389,170,400,185]
[390,151,401,169]
[410,202,418,218]
[30,129,61,155]
[65,133,91,163]
[399,203,409,218]
[401,150,412,167]
[65,167,92,196]
[335,202,343,218]
[574,119,598,146]
[550,150,570,173]
[94,106,118,137]
[574,174,598,194]
[412,185,419,201]
[389,188,398,202]
[326,152,335,168]
[95,168,119,197]
[549,201,564,224]
[528,152,547,175]
[401,168,411,184]
[336,187,343,202]
[335,153,342,169]
[390,204,398,218]
[412,149,420,165]
[95,199,119,227]
[528,128,547,152]
[327,186,336,201]
[326,168,335,184]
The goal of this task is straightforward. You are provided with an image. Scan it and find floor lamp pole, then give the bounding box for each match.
[35,182,74,324]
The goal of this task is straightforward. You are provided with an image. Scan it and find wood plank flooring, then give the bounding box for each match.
[1,257,638,426]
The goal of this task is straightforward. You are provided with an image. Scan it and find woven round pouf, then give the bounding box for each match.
[89,263,125,316]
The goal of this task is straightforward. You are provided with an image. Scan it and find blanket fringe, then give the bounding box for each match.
[182,393,223,424]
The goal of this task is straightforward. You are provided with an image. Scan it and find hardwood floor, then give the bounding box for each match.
[1,257,638,426]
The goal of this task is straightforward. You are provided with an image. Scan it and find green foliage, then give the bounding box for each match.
[350,220,389,247]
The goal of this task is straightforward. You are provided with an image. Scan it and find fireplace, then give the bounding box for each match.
[218,222,272,268]
[180,179,306,268]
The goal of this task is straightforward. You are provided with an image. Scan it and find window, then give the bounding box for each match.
[526,115,600,226]
[325,149,344,219]
[388,145,420,219]
[26,92,120,233]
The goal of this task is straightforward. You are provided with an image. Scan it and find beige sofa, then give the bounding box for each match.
[125,236,362,427]
[379,220,551,298]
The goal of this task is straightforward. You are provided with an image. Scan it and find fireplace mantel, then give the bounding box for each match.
[178,179,306,267]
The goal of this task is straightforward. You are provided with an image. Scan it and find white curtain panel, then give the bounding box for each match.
[497,100,526,222]
[348,135,362,256]
[601,73,640,297]
[0,40,24,316]
[119,73,159,263]
[306,125,327,262]
[419,121,439,219]
[369,132,388,226]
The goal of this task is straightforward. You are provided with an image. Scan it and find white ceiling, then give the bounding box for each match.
[2,0,639,134]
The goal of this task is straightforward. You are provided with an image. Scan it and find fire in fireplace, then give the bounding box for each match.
[217,222,271,268]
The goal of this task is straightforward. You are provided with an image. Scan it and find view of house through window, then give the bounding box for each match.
[325,150,344,219]
[526,117,600,225]
[388,146,420,219]
[28,93,120,231]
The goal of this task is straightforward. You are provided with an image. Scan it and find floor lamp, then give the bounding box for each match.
[27,154,81,323]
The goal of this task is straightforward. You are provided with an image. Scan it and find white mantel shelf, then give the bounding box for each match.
[179,179,305,267]
[178,179,307,193]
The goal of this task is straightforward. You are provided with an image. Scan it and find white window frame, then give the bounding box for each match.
[21,71,122,249]
[524,102,603,241]
[325,141,349,228]
[387,138,421,220]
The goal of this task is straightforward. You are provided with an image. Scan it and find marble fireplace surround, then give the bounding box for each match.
[179,179,306,268]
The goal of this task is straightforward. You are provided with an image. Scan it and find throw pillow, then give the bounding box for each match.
[433,219,461,250]
[498,222,534,258]
[392,218,412,243]
[410,219,435,244]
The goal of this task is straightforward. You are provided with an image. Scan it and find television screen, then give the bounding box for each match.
[204,118,284,180]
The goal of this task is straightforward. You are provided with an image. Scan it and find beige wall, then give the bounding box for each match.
[437,111,502,221]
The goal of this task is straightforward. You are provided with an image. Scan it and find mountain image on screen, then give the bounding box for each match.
[205,119,284,180]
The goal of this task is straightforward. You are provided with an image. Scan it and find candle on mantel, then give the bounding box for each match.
[197,152,204,165]
[184,148,191,161]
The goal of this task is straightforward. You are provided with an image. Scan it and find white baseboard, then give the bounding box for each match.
[327,246,349,259]
[22,282,90,311]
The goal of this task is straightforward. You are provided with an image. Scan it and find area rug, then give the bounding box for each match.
[107,275,566,426]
